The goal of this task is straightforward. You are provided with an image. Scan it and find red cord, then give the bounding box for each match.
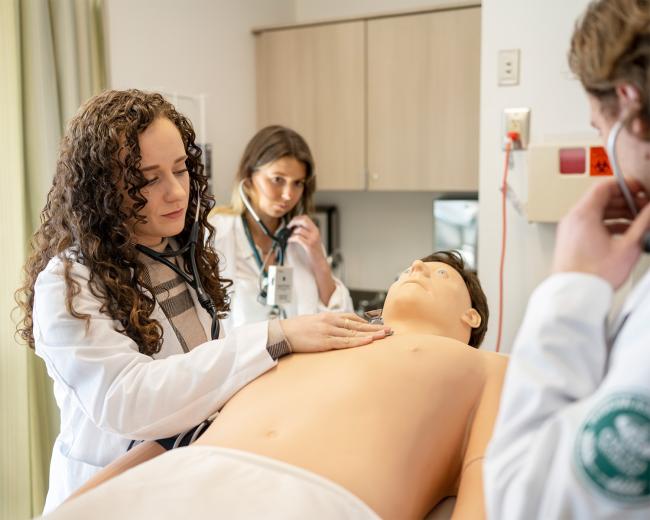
[495,132,518,353]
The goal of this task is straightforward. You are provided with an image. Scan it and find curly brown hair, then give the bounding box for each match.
[420,250,488,348]
[569,0,650,133]
[16,89,229,356]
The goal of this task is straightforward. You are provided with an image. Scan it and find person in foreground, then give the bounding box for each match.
[15,89,387,512]
[44,250,508,520]
[484,1,650,518]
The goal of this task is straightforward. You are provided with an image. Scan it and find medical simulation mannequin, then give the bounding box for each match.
[15,89,387,513]
[208,125,353,332]
[485,1,650,518]
[45,251,507,520]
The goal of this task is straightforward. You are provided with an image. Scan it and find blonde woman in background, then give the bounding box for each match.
[210,126,353,332]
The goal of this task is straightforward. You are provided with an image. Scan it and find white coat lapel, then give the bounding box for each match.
[608,268,650,345]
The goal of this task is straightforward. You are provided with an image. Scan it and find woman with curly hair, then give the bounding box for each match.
[16,89,389,513]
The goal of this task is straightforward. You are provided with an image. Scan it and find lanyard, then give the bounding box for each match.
[241,214,272,273]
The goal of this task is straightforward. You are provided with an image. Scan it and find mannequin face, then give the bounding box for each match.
[589,94,650,192]
[382,260,480,341]
[248,156,306,219]
[124,117,190,247]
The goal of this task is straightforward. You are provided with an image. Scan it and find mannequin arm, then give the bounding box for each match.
[65,441,166,502]
[452,354,508,519]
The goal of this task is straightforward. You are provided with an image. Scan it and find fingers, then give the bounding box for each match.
[339,312,366,323]
[604,221,632,234]
[289,215,315,229]
[603,191,648,214]
[338,314,387,333]
[622,199,650,248]
[289,224,319,242]
[327,335,375,350]
[327,326,385,340]
[577,178,647,217]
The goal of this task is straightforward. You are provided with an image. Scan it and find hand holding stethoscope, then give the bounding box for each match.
[553,177,650,290]
[287,215,328,262]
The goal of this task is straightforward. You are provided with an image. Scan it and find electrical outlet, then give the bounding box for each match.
[498,49,520,86]
[502,107,531,150]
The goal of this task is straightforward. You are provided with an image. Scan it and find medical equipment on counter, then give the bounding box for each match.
[136,184,220,340]
[239,180,295,315]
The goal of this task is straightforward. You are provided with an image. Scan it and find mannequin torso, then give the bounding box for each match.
[195,333,507,519]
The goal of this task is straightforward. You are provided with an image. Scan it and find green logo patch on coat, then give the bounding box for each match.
[575,393,650,503]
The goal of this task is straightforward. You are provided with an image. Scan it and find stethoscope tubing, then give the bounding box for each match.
[238,180,293,264]
[136,184,220,340]
[607,118,639,217]
[605,116,650,252]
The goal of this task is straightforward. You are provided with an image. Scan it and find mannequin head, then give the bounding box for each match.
[382,251,488,347]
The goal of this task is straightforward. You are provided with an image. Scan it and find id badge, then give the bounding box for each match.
[266,265,293,305]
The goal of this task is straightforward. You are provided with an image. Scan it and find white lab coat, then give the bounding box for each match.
[484,271,650,519]
[209,213,353,335]
[34,254,276,513]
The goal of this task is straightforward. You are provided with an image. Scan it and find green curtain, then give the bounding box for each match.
[1,0,107,516]
[0,0,31,518]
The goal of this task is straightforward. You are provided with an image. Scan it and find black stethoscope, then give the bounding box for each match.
[238,180,293,265]
[136,185,220,341]
[238,180,294,311]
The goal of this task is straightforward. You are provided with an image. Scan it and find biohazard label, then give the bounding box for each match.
[576,393,650,503]
[589,146,613,176]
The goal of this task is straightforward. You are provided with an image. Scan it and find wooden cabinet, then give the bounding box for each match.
[256,22,366,190]
[255,6,480,192]
[367,8,480,191]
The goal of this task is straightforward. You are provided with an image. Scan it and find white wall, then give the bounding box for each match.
[299,0,602,351]
[478,0,593,351]
[105,1,610,350]
[297,2,476,292]
[315,191,436,290]
[104,0,294,205]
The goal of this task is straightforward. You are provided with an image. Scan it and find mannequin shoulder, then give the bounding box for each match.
[477,350,509,381]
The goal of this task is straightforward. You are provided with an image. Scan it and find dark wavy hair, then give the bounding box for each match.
[420,250,489,348]
[16,89,230,356]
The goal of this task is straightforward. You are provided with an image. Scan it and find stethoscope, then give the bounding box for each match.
[238,180,294,315]
[606,115,650,252]
[136,184,220,341]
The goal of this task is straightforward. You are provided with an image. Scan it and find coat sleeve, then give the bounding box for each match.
[33,258,276,440]
[483,273,650,518]
[317,272,354,313]
[314,244,354,313]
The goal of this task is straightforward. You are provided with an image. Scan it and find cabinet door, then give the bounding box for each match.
[256,22,365,190]
[367,8,480,191]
